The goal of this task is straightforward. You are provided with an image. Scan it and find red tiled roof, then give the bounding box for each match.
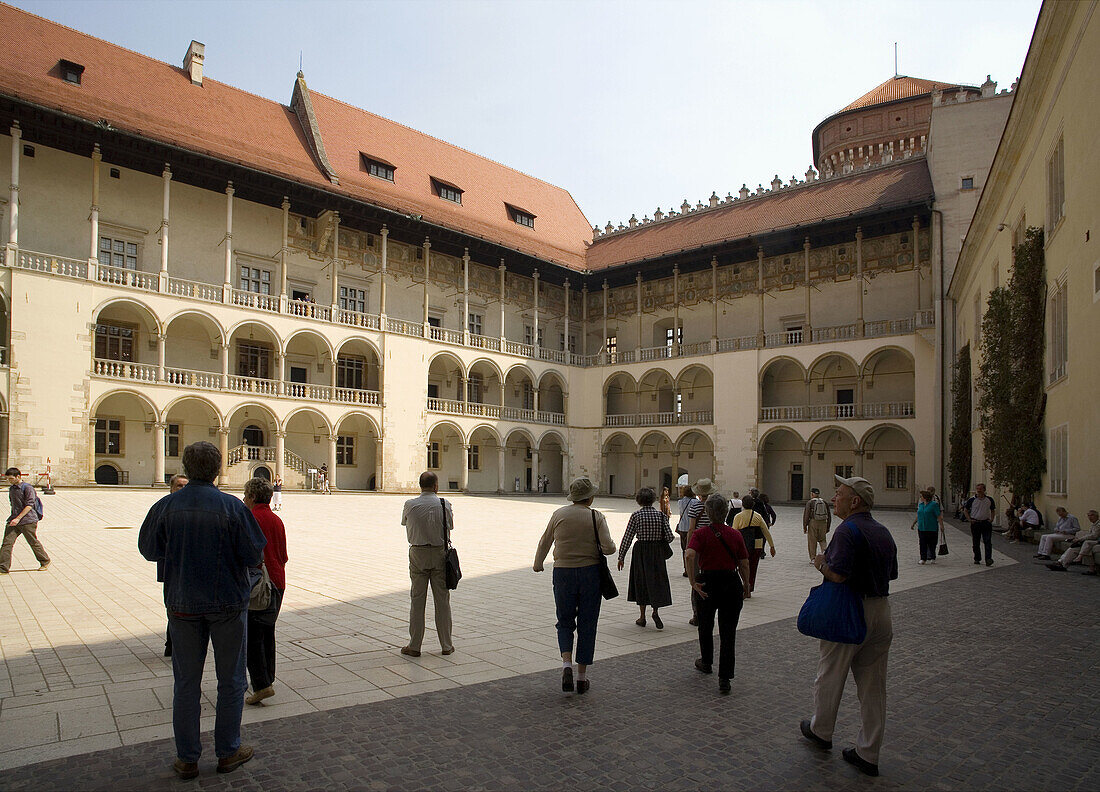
[0,3,592,269]
[839,75,970,112]
[585,160,933,271]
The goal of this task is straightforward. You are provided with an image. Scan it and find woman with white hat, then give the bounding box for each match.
[533,477,616,694]
[675,475,694,578]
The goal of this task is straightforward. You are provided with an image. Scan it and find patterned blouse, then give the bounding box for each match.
[619,506,674,563]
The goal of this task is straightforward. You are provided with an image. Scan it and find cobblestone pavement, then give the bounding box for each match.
[4,513,1097,791]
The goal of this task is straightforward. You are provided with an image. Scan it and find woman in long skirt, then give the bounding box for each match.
[618,487,674,629]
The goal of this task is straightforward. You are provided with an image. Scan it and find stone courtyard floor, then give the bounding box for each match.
[1,489,1097,789]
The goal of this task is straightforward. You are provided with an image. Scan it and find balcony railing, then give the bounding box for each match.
[99,264,159,291]
[164,367,221,390]
[231,288,279,313]
[604,409,714,427]
[760,401,914,422]
[92,359,158,382]
[426,398,565,425]
[16,249,88,278]
[226,444,278,466]
[470,334,501,352]
[167,276,221,302]
[287,300,331,322]
[285,382,333,401]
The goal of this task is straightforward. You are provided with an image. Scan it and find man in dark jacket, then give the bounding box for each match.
[139,442,266,779]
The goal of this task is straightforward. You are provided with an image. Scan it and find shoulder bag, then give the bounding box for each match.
[249,563,273,611]
[592,510,619,600]
[796,523,867,645]
[938,524,950,556]
[441,498,462,590]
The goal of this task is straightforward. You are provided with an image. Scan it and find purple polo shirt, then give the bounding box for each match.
[823,511,898,597]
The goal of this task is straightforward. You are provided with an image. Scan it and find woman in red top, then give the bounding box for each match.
[685,493,751,694]
[243,477,288,705]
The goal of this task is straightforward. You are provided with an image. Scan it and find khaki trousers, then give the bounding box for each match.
[408,546,453,653]
[811,596,892,765]
[1,522,50,572]
[806,520,829,560]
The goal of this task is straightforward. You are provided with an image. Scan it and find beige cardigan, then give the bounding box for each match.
[533,503,616,570]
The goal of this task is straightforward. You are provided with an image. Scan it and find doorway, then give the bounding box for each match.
[253,466,272,481]
[836,388,855,418]
[789,470,804,502]
[243,424,264,447]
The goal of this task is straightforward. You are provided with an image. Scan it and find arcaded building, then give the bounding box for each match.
[0,4,1011,503]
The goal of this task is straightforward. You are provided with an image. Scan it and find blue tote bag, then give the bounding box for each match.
[797,524,867,645]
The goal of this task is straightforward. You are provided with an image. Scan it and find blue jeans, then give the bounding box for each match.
[553,565,602,665]
[168,609,248,762]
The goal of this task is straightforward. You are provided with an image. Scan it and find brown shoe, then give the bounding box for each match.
[216,745,254,774]
[400,646,421,657]
[441,647,455,656]
[173,759,199,780]
[245,686,274,705]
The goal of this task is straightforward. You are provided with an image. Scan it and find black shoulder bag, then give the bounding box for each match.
[441,498,462,590]
[593,510,619,600]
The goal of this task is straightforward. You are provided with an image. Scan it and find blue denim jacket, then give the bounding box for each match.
[138,481,266,614]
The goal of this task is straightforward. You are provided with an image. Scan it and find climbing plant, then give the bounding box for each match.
[975,226,1046,500]
[947,343,971,499]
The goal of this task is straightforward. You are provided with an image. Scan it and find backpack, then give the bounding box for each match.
[811,497,829,521]
[23,483,43,520]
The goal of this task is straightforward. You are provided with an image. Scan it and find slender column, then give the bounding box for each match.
[153,423,167,487]
[499,260,506,343]
[671,451,681,486]
[422,238,431,329]
[912,216,922,311]
[274,351,285,396]
[379,226,389,319]
[330,212,341,312]
[804,237,812,333]
[279,197,289,313]
[531,448,540,493]
[374,441,383,492]
[757,247,766,343]
[804,450,813,495]
[854,449,864,477]
[855,228,864,335]
[156,332,166,382]
[217,427,230,485]
[460,445,470,492]
[533,388,540,414]
[672,266,680,356]
[275,430,286,481]
[222,182,234,301]
[563,280,571,358]
[581,285,589,356]
[87,418,97,484]
[159,164,171,291]
[220,342,230,389]
[635,272,643,355]
[462,249,470,344]
[328,434,339,491]
[711,256,718,351]
[497,446,506,493]
[533,268,540,350]
[633,452,643,493]
[7,122,20,264]
[599,452,608,494]
[88,144,101,279]
[602,280,609,358]
[460,375,468,412]
[560,451,568,493]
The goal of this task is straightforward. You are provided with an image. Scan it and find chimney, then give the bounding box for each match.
[184,40,205,86]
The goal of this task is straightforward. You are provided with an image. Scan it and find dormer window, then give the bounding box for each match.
[59,59,85,85]
[360,154,395,182]
[432,178,462,205]
[507,204,536,228]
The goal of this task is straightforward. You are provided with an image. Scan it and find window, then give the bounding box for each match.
[467,444,480,471]
[675,392,683,415]
[432,179,463,205]
[468,313,483,336]
[166,424,181,458]
[606,335,617,357]
[99,236,138,270]
[560,333,577,353]
[239,265,271,294]
[961,176,975,190]
[23,145,34,158]
[665,326,683,347]
[834,464,853,478]
[59,59,84,85]
[427,383,439,399]
[973,294,981,344]
[336,435,355,466]
[507,205,535,228]
[360,154,395,182]
[467,374,482,403]
[427,316,441,328]
[339,285,367,313]
[94,324,134,361]
[1049,424,1068,495]
[337,356,365,390]
[537,328,543,348]
[289,366,308,384]
[427,441,440,469]
[522,382,535,411]
[524,326,543,347]
[237,343,271,379]
[785,325,804,344]
[95,418,122,455]
[1047,136,1065,232]
[1049,278,1068,384]
[1012,213,1027,253]
[885,465,908,490]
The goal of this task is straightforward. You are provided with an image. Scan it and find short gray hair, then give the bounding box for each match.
[244,477,274,505]
[704,493,728,525]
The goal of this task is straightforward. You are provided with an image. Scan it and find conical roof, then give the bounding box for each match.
[840,75,968,112]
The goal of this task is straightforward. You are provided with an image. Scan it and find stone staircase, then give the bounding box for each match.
[223,445,318,489]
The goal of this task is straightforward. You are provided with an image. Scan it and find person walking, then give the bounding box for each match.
[271,476,283,511]
[963,484,996,566]
[732,494,775,594]
[803,487,832,563]
[138,442,266,779]
[400,472,455,658]
[910,489,943,564]
[243,478,288,706]
[659,486,672,518]
[533,477,616,695]
[800,475,898,778]
[618,487,674,629]
[686,494,750,694]
[684,478,718,625]
[1,467,49,574]
[675,477,694,578]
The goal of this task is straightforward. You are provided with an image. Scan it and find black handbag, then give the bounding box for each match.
[938,527,949,556]
[441,499,462,590]
[593,510,619,600]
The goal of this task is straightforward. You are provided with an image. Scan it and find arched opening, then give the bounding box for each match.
[537,431,567,493]
[808,353,859,420]
[92,391,157,486]
[225,404,279,485]
[504,428,535,492]
[163,397,221,481]
[427,353,464,405]
[536,371,567,417]
[284,409,332,490]
[603,372,638,426]
[334,413,379,491]
[601,433,637,496]
[861,348,916,418]
[675,365,714,421]
[242,424,265,447]
[467,425,502,493]
[759,427,807,502]
[427,422,464,491]
[91,300,160,378]
[675,430,714,491]
[809,426,859,498]
[227,321,281,396]
[284,330,334,399]
[95,463,121,485]
[862,425,917,507]
[638,370,675,420]
[760,358,807,420]
[334,338,382,401]
[639,431,674,493]
[467,359,503,415]
[252,465,272,481]
[503,365,536,417]
[163,311,222,387]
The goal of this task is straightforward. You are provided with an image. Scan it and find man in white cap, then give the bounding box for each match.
[799,474,898,778]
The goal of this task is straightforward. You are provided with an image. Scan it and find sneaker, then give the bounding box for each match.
[918,560,925,565]
[985,559,994,566]
[37,561,50,571]
[245,686,274,705]
[173,759,199,780]
[576,679,590,695]
[929,559,936,564]
[842,747,879,777]
[216,745,254,774]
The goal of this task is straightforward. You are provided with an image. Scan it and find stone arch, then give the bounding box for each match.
[601,431,637,497]
[427,420,466,492]
[334,411,380,490]
[333,336,383,364]
[282,406,334,436]
[426,419,467,445]
[467,424,503,493]
[333,337,382,393]
[283,328,336,362]
[860,346,916,411]
[536,369,568,395]
[427,352,465,403]
[336,410,381,440]
[673,429,714,492]
[760,356,808,413]
[226,317,282,346]
[427,350,467,379]
[503,362,537,384]
[467,358,505,407]
[809,425,860,451]
[859,345,915,377]
[860,423,917,506]
[92,296,162,335]
[161,394,224,427]
[536,428,567,494]
[91,390,160,486]
[163,308,226,345]
[759,424,808,452]
[504,426,537,448]
[468,423,503,447]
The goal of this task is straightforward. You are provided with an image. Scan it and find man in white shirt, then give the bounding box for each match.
[963,484,996,566]
[1035,507,1081,560]
[1047,509,1100,572]
[400,471,455,658]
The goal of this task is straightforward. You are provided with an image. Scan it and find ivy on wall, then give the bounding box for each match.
[975,226,1046,500]
[948,343,971,499]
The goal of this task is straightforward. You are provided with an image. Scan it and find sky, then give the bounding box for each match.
[16,0,1042,228]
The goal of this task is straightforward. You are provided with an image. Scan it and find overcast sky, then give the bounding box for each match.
[18,0,1041,227]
